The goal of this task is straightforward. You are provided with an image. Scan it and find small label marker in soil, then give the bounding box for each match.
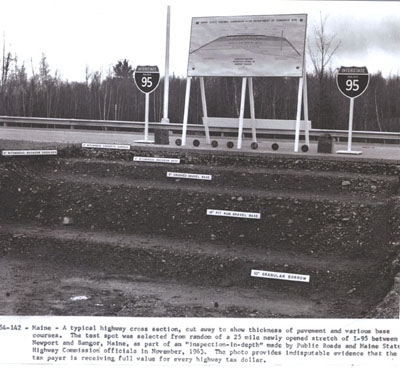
[2,150,57,156]
[207,209,260,219]
[251,269,310,283]
[167,172,212,180]
[82,143,130,150]
[70,295,89,301]
[134,156,180,164]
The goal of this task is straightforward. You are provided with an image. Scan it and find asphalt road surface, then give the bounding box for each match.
[1,126,400,163]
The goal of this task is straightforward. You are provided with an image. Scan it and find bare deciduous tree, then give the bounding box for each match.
[308,13,341,81]
[307,13,341,128]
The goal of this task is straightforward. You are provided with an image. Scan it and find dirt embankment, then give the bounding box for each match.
[0,143,399,317]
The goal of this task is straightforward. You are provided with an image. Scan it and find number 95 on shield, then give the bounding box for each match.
[134,65,160,94]
[336,66,369,99]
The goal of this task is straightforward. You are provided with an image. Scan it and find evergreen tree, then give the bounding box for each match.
[113,59,134,79]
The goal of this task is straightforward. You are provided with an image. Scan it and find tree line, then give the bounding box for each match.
[1,55,399,132]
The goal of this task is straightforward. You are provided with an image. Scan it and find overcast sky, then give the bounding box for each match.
[1,0,399,81]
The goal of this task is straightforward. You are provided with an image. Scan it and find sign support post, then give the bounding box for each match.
[144,93,150,141]
[200,77,211,144]
[302,67,310,147]
[237,77,247,149]
[346,97,355,152]
[294,76,304,152]
[336,66,370,155]
[161,5,171,124]
[337,96,360,155]
[248,77,257,143]
[181,77,192,146]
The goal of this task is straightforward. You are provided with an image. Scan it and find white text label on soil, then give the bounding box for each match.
[251,269,310,283]
[207,209,260,219]
[167,172,212,180]
[82,143,130,150]
[134,156,180,164]
[1,150,57,156]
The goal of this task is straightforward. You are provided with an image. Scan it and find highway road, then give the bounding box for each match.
[1,126,400,163]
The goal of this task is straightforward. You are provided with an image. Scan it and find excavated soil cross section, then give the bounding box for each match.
[0,145,399,317]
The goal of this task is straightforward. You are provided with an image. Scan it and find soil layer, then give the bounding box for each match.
[0,142,399,317]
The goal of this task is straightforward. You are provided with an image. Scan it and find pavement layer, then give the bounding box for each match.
[1,127,400,163]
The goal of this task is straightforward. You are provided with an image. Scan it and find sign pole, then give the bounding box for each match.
[294,76,304,152]
[302,67,310,147]
[181,77,192,146]
[162,5,170,124]
[347,97,354,152]
[337,97,361,154]
[237,77,247,149]
[144,93,150,141]
[200,77,211,144]
[248,77,257,143]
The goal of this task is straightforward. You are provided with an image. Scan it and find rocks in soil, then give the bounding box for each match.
[63,217,74,225]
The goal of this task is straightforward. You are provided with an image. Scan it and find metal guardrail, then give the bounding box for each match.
[0,115,399,143]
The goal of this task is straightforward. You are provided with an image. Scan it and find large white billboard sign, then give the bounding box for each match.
[187,14,307,77]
